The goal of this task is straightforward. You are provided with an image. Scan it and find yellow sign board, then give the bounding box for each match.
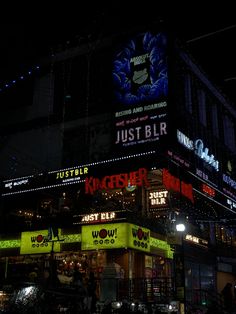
[82,223,150,252]
[82,223,126,250]
[127,223,150,252]
[20,229,61,254]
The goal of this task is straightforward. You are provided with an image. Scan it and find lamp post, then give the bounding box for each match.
[48,227,64,287]
[174,221,186,314]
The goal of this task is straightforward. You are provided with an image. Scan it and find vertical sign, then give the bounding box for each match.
[113,31,168,151]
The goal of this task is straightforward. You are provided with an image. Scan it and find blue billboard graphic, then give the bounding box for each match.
[113,32,168,106]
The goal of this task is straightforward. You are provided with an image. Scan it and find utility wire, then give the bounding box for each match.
[186,24,236,43]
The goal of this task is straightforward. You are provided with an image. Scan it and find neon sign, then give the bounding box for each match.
[85,168,149,194]
[4,178,29,189]
[177,130,219,171]
[223,174,236,190]
[81,212,116,223]
[202,183,215,197]
[56,167,88,180]
[149,190,168,207]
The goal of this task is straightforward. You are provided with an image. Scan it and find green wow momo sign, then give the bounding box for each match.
[20,229,61,254]
[82,223,150,252]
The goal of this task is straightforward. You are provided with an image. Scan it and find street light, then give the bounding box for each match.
[176,223,186,232]
[174,220,186,314]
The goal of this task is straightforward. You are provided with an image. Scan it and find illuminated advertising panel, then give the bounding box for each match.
[127,223,150,252]
[81,223,127,250]
[2,166,89,196]
[113,31,168,150]
[81,223,150,252]
[20,229,61,254]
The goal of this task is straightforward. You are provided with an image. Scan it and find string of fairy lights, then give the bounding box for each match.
[2,151,156,196]
[0,65,40,93]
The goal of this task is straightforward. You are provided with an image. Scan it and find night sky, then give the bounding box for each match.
[0,7,236,104]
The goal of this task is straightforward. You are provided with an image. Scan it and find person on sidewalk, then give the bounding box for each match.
[87,271,97,314]
[222,282,233,312]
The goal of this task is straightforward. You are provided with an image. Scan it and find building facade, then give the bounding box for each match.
[0,23,236,311]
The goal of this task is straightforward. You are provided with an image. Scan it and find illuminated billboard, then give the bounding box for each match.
[82,223,150,252]
[113,31,168,150]
[113,32,168,106]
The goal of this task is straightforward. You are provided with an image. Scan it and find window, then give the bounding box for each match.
[223,114,236,151]
[184,74,192,114]
[197,89,207,127]
[211,103,219,138]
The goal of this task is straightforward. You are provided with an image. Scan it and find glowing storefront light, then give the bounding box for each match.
[0,239,21,249]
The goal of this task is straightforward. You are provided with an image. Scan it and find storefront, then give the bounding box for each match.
[0,222,173,303]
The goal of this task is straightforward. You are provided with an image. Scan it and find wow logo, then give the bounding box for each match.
[82,223,127,250]
[131,227,150,250]
[92,228,117,246]
[31,234,50,248]
[20,230,61,254]
[82,223,150,251]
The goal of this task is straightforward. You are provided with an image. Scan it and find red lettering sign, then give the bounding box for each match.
[162,169,194,203]
[202,183,215,197]
[85,168,150,194]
